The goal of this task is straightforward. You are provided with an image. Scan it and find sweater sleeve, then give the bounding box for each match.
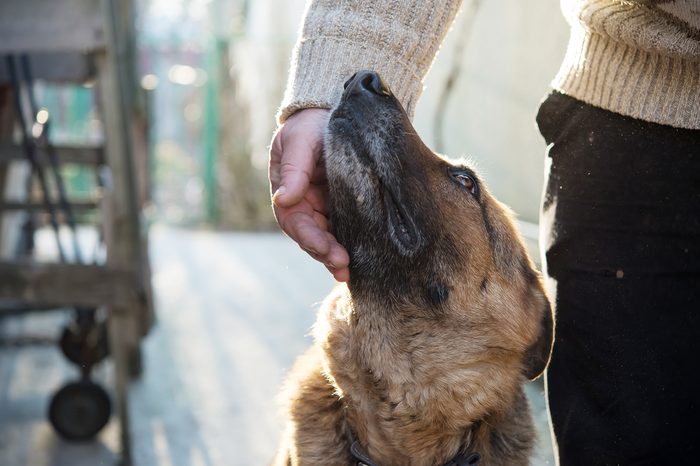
[277,0,463,123]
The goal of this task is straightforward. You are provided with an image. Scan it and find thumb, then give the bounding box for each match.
[271,109,328,207]
[272,134,316,207]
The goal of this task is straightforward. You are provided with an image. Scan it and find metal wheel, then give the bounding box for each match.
[48,380,112,441]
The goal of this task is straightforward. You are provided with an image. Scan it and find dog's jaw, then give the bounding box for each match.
[324,127,423,257]
[325,73,438,295]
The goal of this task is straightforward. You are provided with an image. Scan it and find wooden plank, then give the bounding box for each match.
[0,0,105,53]
[0,261,137,308]
[96,0,145,269]
[0,143,104,165]
[0,86,14,256]
[0,52,95,84]
[108,309,133,465]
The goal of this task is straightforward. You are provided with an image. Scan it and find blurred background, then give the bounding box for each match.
[0,0,568,464]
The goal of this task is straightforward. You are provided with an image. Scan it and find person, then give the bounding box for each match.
[268,0,700,463]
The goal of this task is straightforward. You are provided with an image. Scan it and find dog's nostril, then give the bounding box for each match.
[359,71,390,95]
[360,74,376,92]
[343,72,358,90]
[344,70,392,96]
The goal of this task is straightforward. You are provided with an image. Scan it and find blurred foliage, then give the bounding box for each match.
[216,50,277,230]
[137,0,275,229]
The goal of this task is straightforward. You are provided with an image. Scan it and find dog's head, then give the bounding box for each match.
[325,71,553,380]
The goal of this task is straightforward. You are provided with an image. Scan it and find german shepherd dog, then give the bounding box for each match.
[273,71,554,466]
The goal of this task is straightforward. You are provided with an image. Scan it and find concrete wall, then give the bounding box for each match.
[413,0,569,223]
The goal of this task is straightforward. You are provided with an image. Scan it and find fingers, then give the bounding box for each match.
[306,184,330,217]
[271,109,330,208]
[283,211,331,257]
[268,131,284,192]
[316,232,350,282]
[269,108,346,280]
[270,142,313,207]
[325,234,350,282]
[273,152,314,207]
[277,208,350,281]
[326,264,350,282]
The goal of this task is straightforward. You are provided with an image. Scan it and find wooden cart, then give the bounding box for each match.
[0,1,152,464]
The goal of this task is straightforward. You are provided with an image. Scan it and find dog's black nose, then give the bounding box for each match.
[344,70,391,96]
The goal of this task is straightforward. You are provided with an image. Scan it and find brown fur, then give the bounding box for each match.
[272,71,553,466]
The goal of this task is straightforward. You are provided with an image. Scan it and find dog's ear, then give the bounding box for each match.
[522,287,554,381]
[480,196,555,379]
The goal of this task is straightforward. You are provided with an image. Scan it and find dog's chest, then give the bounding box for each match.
[325,312,451,414]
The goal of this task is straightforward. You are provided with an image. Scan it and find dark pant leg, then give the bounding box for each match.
[536,92,700,465]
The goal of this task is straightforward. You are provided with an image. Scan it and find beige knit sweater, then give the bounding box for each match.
[278,0,700,129]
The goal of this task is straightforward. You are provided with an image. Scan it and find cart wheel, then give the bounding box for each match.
[59,321,109,367]
[48,380,112,441]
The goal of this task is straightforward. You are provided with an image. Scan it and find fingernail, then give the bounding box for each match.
[273,186,287,200]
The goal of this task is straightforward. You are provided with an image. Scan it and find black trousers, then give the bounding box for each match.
[536,92,700,465]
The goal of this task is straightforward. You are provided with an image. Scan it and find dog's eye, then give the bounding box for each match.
[456,174,475,191]
[450,171,479,195]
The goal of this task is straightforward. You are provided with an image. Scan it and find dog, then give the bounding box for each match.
[272,70,554,466]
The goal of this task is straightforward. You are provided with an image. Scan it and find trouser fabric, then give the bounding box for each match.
[537,91,700,465]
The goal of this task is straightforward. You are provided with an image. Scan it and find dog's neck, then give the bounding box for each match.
[345,408,476,465]
[346,423,481,466]
[317,286,517,466]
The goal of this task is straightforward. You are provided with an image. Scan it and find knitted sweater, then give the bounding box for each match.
[278,0,700,129]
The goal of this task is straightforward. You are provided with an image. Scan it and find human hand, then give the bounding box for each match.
[269,108,350,282]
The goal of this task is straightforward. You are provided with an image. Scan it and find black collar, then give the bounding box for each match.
[347,429,481,466]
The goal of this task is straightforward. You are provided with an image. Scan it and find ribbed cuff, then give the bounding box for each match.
[552,23,700,129]
[276,37,425,124]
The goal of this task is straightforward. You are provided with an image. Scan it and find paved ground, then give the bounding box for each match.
[0,227,554,465]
